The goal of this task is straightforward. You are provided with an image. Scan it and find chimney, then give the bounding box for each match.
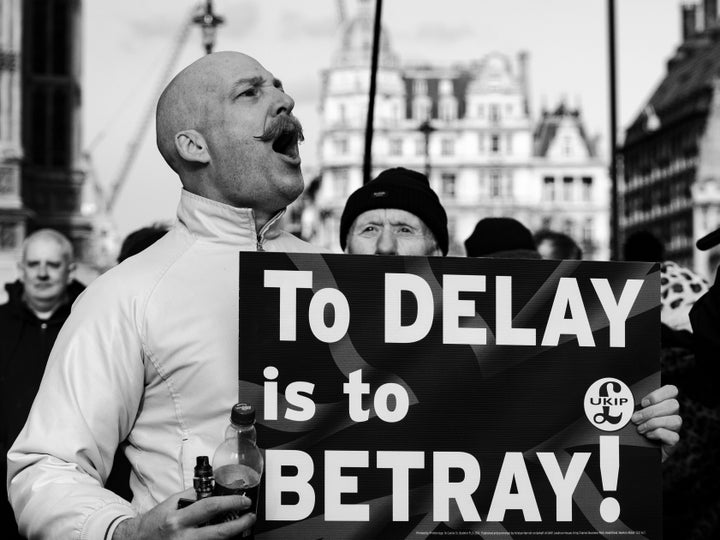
[704,0,717,29]
[517,50,530,116]
[682,3,697,40]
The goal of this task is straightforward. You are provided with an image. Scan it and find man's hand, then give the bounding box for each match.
[631,384,682,462]
[113,488,255,540]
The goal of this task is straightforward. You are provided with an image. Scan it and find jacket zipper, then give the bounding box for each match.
[255,209,286,252]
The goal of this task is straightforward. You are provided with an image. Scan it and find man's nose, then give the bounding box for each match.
[37,264,49,278]
[375,229,397,255]
[272,88,295,116]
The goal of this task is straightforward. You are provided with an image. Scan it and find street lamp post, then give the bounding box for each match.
[193,0,225,55]
[607,0,619,260]
[418,119,436,179]
[362,0,384,184]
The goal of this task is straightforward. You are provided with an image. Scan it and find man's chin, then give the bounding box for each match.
[27,289,62,302]
[282,169,305,201]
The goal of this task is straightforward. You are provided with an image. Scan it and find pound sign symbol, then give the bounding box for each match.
[593,381,623,425]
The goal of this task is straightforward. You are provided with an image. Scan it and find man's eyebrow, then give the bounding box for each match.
[389,220,417,227]
[230,76,265,94]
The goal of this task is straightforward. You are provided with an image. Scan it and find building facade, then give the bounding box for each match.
[311,0,609,258]
[0,0,91,287]
[0,0,29,280]
[620,0,720,278]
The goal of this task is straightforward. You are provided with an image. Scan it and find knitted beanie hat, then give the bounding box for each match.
[339,167,449,255]
[464,217,536,257]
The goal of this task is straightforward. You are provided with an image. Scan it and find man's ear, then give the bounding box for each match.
[175,130,211,164]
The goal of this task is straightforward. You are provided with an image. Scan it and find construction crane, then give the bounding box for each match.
[104,11,194,213]
[87,1,224,215]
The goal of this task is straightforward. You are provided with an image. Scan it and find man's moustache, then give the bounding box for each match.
[254,115,304,143]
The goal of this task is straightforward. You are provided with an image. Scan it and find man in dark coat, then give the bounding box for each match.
[0,229,84,539]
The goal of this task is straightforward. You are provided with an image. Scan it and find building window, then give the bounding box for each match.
[490,170,502,198]
[415,138,425,156]
[581,176,593,201]
[543,176,555,201]
[389,138,403,156]
[505,134,513,155]
[562,218,574,237]
[563,176,574,201]
[0,167,15,194]
[489,104,501,124]
[0,223,16,249]
[490,134,500,154]
[441,138,454,156]
[477,104,484,118]
[478,134,484,154]
[441,172,456,198]
[334,169,349,197]
[413,99,431,121]
[334,137,349,155]
[582,218,593,242]
[391,104,400,122]
[506,103,513,116]
[541,216,552,230]
[447,216,457,244]
[439,99,457,121]
[338,104,346,123]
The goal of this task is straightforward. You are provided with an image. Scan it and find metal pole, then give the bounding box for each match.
[418,120,435,179]
[362,0,383,184]
[424,130,431,178]
[608,0,619,260]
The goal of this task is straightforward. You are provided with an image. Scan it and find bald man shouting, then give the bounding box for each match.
[8,52,325,539]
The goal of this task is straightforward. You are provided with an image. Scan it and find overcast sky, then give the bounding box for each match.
[84,0,688,238]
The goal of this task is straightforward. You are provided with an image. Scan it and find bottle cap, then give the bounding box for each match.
[194,455,213,476]
[230,402,256,425]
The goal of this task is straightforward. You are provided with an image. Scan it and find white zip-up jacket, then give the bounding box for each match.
[7,190,327,540]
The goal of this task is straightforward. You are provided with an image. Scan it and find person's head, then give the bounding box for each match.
[18,229,75,314]
[117,224,170,263]
[464,217,539,258]
[156,51,304,226]
[622,230,665,262]
[340,167,448,256]
[534,229,583,260]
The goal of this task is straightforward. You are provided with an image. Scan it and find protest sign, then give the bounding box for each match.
[238,252,661,539]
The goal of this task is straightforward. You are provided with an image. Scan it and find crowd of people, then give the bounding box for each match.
[0,51,715,539]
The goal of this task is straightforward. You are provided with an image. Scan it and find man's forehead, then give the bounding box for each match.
[183,52,272,91]
[24,238,66,259]
[216,55,274,82]
[355,208,427,226]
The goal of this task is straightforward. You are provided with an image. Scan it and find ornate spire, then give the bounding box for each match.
[332,0,398,68]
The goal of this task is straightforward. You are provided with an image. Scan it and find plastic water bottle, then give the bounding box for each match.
[212,403,264,537]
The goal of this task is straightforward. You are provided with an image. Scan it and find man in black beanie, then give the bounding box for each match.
[340,167,449,256]
[464,217,540,259]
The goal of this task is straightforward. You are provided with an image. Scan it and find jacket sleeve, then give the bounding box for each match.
[7,280,145,540]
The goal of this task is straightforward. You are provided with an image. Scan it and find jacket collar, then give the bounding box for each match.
[176,189,285,247]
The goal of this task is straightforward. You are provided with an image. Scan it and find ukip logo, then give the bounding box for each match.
[583,377,635,432]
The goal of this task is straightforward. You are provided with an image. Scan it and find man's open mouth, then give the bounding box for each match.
[272,129,300,160]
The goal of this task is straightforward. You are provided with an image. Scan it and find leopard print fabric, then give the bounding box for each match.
[661,261,709,333]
